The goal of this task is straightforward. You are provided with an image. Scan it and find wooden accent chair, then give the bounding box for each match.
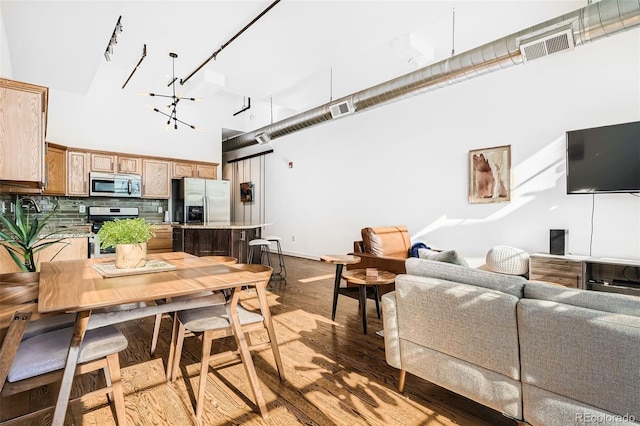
[348,225,411,296]
[149,256,239,356]
[0,273,128,425]
[168,266,284,420]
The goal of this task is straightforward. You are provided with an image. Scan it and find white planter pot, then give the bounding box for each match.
[115,243,147,269]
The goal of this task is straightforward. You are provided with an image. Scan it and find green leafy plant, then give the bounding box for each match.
[97,218,158,249]
[0,201,66,272]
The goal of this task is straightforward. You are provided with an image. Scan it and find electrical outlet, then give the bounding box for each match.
[157,206,163,213]
[291,235,295,242]
[10,202,15,213]
[78,205,86,213]
[1,201,5,214]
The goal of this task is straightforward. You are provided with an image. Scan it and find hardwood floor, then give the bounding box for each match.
[3,256,518,425]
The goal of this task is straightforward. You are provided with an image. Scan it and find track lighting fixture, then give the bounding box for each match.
[104,15,123,62]
[144,52,202,131]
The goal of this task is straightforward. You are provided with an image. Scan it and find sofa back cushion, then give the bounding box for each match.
[361,226,411,258]
[518,295,640,419]
[405,257,526,298]
[524,281,640,317]
[395,273,522,380]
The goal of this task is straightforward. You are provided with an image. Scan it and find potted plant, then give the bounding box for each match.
[96,218,158,269]
[0,199,66,273]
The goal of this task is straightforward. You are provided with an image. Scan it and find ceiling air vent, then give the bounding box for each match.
[329,99,355,119]
[519,27,575,62]
[255,131,271,145]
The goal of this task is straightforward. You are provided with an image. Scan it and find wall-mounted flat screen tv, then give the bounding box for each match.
[566,120,640,194]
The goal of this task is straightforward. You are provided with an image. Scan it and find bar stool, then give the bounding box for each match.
[263,235,286,280]
[248,239,273,268]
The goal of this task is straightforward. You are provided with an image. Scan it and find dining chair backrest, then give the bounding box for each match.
[0,273,129,425]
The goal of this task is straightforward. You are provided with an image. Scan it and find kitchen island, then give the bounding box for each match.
[172,222,267,263]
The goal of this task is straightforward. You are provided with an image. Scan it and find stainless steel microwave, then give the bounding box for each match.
[89,172,142,197]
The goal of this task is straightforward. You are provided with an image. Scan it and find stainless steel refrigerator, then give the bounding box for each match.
[180,178,230,223]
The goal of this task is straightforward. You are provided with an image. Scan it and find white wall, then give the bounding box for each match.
[256,29,640,261]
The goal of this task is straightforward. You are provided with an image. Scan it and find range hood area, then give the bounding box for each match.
[222,0,640,153]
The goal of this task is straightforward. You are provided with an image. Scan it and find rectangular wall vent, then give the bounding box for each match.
[519,28,574,62]
[330,99,355,118]
[255,131,270,145]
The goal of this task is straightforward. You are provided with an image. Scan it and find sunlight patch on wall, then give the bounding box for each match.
[412,135,566,241]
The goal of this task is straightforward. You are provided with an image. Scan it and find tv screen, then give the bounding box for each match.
[566,121,640,194]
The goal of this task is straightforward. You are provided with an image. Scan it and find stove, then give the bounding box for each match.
[88,206,140,258]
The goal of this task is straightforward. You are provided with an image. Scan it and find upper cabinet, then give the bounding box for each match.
[172,161,217,179]
[0,78,48,184]
[117,156,141,174]
[142,159,170,198]
[90,153,117,173]
[43,143,67,195]
[90,152,141,174]
[67,150,89,196]
[196,163,217,179]
[172,161,196,179]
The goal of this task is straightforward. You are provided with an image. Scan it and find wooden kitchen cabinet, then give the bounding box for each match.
[172,161,196,179]
[117,156,141,174]
[67,150,89,196]
[147,224,173,254]
[43,143,67,195]
[142,159,170,198]
[0,78,48,184]
[0,236,88,273]
[90,152,141,174]
[196,163,217,179]
[90,153,117,172]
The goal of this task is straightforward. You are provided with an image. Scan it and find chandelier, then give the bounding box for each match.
[146,53,201,131]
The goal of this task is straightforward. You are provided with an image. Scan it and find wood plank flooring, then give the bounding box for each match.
[3,256,518,426]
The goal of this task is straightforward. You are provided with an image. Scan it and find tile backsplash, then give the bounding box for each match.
[0,194,168,227]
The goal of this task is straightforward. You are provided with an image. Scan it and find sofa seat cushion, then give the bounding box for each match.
[400,339,522,419]
[395,273,522,380]
[361,226,410,258]
[518,298,640,421]
[522,383,639,426]
[405,257,526,298]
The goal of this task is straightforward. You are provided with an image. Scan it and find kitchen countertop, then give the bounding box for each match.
[173,222,269,230]
[41,224,93,239]
[44,232,93,238]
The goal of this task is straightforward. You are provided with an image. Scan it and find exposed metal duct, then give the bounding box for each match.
[223,0,640,153]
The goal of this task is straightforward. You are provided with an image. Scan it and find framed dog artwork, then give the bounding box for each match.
[469,145,511,203]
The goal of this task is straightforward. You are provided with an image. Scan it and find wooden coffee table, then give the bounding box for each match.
[320,254,361,321]
[341,269,396,334]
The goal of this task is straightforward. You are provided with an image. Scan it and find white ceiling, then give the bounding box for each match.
[1,0,587,134]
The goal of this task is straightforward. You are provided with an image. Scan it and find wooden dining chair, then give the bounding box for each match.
[149,256,239,357]
[0,273,128,425]
[168,266,285,419]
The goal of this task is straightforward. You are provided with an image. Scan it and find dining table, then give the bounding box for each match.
[37,252,274,425]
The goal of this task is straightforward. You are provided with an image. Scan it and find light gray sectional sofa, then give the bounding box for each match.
[382,257,640,426]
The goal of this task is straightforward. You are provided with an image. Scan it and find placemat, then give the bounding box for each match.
[92,260,177,278]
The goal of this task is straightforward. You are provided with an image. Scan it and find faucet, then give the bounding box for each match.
[19,197,42,213]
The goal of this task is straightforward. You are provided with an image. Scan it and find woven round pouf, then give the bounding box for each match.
[485,246,530,275]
